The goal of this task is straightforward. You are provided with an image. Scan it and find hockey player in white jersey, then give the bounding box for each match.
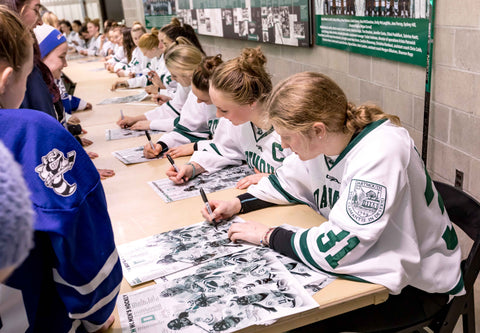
[117,41,203,132]
[201,72,464,331]
[167,47,291,189]
[142,55,223,158]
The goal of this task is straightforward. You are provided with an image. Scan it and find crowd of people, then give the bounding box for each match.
[0,1,465,332]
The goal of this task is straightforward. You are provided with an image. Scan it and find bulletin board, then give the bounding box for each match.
[176,0,313,48]
[315,0,432,66]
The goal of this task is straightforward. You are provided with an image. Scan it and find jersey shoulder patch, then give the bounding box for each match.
[35,148,77,197]
[346,179,386,225]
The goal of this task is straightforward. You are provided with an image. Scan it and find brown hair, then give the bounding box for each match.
[164,39,203,75]
[192,54,223,91]
[267,72,400,135]
[138,27,159,50]
[160,17,205,55]
[131,21,146,33]
[210,47,271,105]
[0,5,33,71]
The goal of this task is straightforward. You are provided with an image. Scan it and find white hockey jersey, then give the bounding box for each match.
[248,119,464,295]
[127,54,177,99]
[144,84,191,132]
[123,47,151,77]
[191,118,291,174]
[159,90,217,148]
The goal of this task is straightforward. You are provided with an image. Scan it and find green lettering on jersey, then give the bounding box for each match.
[326,236,360,269]
[442,226,458,250]
[317,185,339,209]
[272,142,285,162]
[208,119,219,135]
[244,151,275,173]
[317,230,350,252]
[320,185,328,208]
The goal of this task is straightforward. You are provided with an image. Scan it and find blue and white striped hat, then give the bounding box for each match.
[33,24,67,58]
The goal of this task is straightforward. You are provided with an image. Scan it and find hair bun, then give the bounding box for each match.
[238,47,266,72]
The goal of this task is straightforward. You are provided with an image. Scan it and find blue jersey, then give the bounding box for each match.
[0,109,123,332]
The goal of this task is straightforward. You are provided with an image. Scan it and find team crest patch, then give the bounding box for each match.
[346,179,386,225]
[35,148,77,197]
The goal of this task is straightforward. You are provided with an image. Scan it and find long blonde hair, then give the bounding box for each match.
[210,47,271,105]
[267,72,400,135]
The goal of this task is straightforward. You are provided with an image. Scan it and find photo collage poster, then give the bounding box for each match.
[175,0,312,47]
[117,247,320,332]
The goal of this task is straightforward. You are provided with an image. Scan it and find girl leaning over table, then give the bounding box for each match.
[201,71,464,332]
[167,47,291,190]
[116,38,203,132]
[142,54,223,159]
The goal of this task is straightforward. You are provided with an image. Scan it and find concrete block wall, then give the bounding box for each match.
[122,1,479,331]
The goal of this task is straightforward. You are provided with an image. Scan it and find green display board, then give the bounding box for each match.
[176,0,312,47]
[143,0,176,29]
[315,0,432,66]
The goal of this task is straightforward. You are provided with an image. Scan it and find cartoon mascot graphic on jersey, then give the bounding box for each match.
[346,179,386,225]
[35,148,77,197]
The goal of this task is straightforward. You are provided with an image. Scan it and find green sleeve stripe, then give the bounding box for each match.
[209,143,222,156]
[166,101,180,115]
[267,174,308,205]
[448,275,464,295]
[172,128,208,143]
[295,230,368,283]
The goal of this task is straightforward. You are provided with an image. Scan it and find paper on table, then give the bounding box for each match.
[117,247,318,333]
[105,128,163,141]
[149,164,254,203]
[97,91,149,105]
[112,145,162,165]
[117,217,253,286]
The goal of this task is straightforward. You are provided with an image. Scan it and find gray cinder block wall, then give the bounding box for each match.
[123,1,478,331]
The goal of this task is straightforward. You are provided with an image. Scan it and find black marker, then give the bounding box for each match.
[166,154,186,182]
[200,187,218,230]
[145,130,155,150]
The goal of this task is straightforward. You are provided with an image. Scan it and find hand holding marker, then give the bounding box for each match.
[200,187,218,230]
[166,154,186,182]
[145,130,155,150]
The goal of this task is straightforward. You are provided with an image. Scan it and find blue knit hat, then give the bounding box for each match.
[33,24,67,58]
[0,141,34,270]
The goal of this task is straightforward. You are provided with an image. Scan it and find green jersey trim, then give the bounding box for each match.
[268,174,308,205]
[448,275,465,295]
[166,101,180,116]
[209,143,223,156]
[325,118,388,171]
[250,122,274,142]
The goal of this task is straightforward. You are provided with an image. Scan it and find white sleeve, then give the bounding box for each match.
[160,92,216,148]
[248,153,312,205]
[190,118,244,173]
[145,85,191,131]
[127,75,148,88]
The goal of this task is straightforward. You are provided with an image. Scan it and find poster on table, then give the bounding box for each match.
[117,217,254,286]
[176,0,313,47]
[117,247,319,332]
[315,0,432,66]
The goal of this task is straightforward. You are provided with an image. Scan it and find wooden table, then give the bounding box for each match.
[63,57,389,332]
